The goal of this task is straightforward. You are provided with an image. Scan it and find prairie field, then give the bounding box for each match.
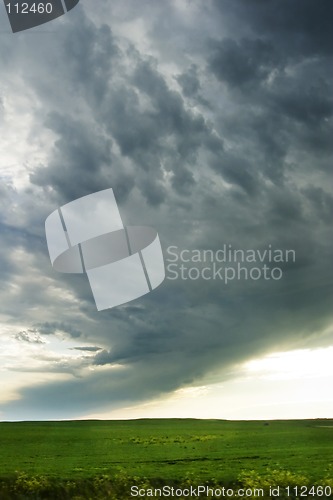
[0,419,332,498]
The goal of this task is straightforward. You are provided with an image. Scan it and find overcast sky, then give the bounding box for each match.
[0,0,332,421]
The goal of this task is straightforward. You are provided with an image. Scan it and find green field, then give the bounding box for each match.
[0,419,332,498]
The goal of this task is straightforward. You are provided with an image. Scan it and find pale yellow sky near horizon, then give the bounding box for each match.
[80,345,333,422]
[2,337,333,421]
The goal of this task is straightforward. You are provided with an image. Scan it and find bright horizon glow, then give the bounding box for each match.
[1,321,332,421]
[80,346,333,422]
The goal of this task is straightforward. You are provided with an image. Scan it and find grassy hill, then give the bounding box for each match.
[0,418,332,498]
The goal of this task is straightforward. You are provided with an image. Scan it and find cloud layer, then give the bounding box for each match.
[0,0,332,419]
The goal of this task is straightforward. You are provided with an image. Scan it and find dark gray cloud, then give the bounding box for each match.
[14,329,45,344]
[72,346,102,352]
[176,64,201,98]
[0,0,332,419]
[209,37,279,88]
[223,0,333,57]
[34,322,82,338]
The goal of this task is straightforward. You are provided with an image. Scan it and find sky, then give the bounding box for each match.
[0,0,332,421]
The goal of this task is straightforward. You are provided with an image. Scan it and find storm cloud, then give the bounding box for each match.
[0,0,332,419]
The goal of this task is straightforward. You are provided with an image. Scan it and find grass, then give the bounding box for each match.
[0,418,332,498]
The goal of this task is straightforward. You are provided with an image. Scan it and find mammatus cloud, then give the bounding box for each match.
[0,0,332,419]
